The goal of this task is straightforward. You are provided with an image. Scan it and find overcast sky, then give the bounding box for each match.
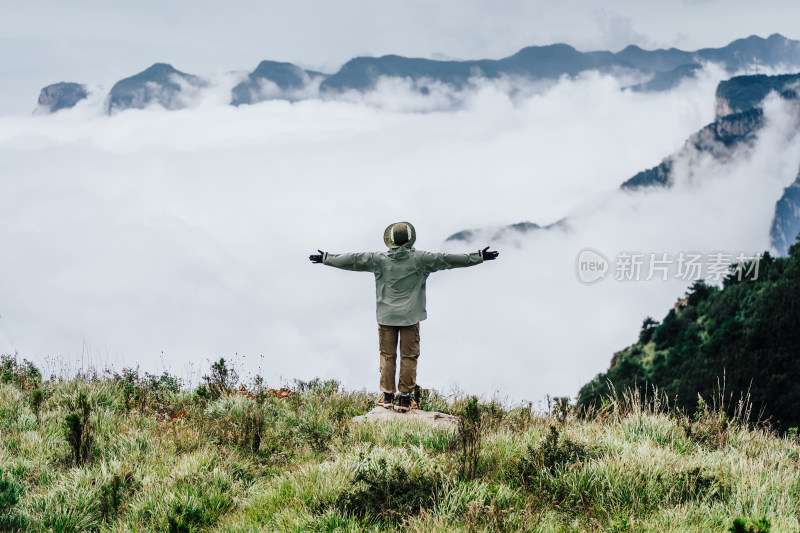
[1,1,800,404]
[2,0,800,114]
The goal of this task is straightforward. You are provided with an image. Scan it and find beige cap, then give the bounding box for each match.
[383,221,416,249]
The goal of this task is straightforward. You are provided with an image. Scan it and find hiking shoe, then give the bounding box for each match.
[378,392,394,410]
[397,394,418,413]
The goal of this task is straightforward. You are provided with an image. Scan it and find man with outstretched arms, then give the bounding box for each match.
[309,221,498,412]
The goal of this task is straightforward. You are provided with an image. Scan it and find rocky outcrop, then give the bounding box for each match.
[106,63,206,114]
[622,159,674,190]
[351,406,458,429]
[715,73,800,118]
[36,82,88,113]
[621,107,765,190]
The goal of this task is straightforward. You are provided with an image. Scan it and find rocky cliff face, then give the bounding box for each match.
[620,73,800,255]
[621,71,800,192]
[715,73,800,118]
[36,82,88,113]
[771,172,800,255]
[106,63,206,114]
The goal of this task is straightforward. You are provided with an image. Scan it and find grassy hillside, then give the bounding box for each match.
[0,357,798,532]
[578,237,800,431]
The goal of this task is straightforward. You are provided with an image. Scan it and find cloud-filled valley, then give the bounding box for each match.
[2,61,800,404]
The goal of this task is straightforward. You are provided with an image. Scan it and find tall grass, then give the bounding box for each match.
[0,356,797,531]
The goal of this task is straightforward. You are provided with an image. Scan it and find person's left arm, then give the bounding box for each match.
[418,246,498,273]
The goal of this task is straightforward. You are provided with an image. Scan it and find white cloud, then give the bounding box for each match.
[592,8,653,51]
[1,64,798,405]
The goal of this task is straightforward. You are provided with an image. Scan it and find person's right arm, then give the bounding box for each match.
[320,251,377,272]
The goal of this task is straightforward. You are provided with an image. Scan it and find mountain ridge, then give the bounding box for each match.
[35,33,800,114]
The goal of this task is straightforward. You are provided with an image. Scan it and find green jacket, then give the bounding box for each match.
[322,245,484,326]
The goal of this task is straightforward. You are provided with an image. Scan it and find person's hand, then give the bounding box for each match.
[309,250,325,264]
[480,246,499,261]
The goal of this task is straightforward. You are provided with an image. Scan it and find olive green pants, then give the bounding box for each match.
[378,323,420,394]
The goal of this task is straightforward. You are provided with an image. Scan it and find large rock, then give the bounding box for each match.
[37,82,88,113]
[351,406,459,429]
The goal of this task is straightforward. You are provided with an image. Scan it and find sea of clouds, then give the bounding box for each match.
[2,64,799,406]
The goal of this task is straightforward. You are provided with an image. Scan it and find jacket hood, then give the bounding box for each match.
[386,245,414,259]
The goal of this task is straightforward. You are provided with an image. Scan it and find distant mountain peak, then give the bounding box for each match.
[106,62,206,114]
[231,60,322,106]
[511,42,580,55]
[36,82,88,113]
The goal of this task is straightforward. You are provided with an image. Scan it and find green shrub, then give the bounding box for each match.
[506,402,535,432]
[294,377,340,394]
[413,385,451,413]
[167,500,206,532]
[116,367,183,415]
[454,396,483,480]
[332,456,442,525]
[0,353,41,390]
[298,411,334,453]
[671,467,729,503]
[64,391,93,466]
[514,425,588,490]
[99,474,122,521]
[549,396,572,424]
[241,403,265,454]
[197,358,239,400]
[730,516,771,533]
[31,388,45,424]
[0,476,23,530]
[679,397,731,450]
